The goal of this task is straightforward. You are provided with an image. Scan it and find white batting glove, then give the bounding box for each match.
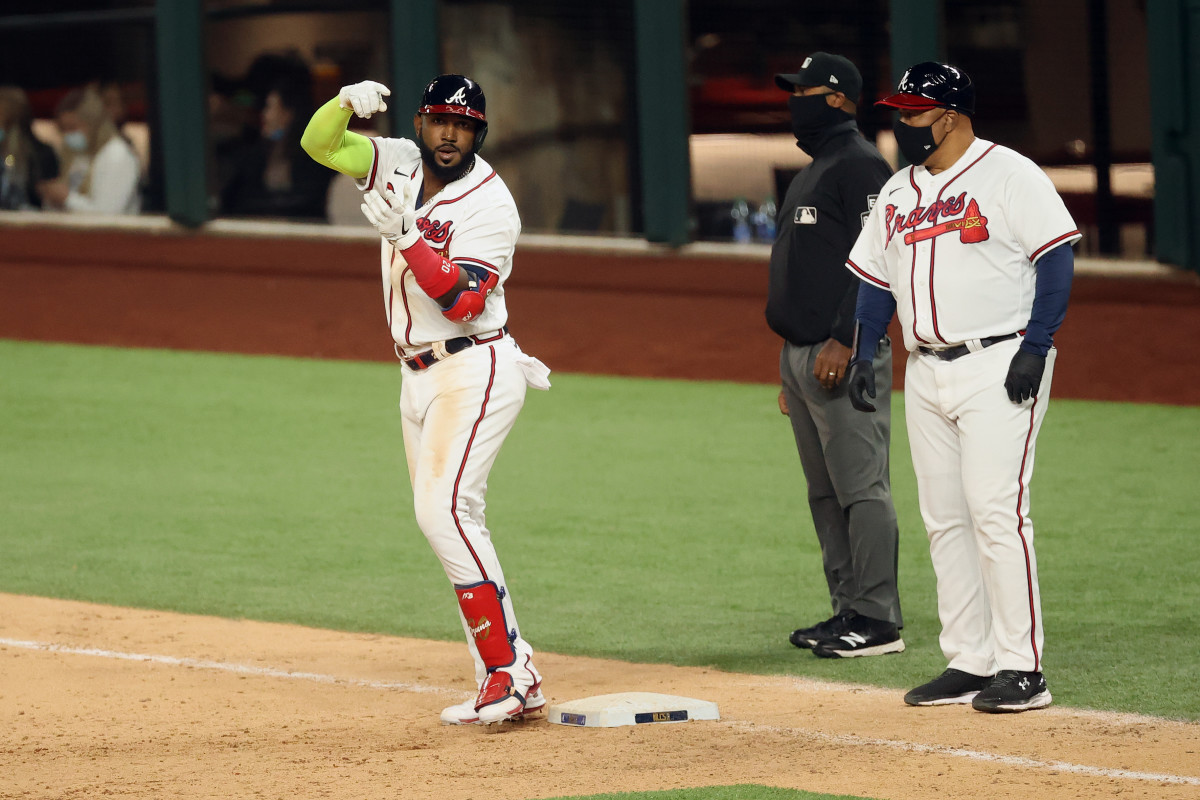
[338,81,391,118]
[360,185,421,249]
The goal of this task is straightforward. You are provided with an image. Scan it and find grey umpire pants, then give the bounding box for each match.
[780,338,902,627]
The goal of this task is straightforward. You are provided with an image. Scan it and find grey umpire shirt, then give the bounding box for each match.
[766,119,892,347]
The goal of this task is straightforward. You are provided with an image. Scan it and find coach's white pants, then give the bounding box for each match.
[399,337,535,685]
[904,339,1055,676]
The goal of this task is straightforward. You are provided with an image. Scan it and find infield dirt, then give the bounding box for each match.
[2,594,1198,800]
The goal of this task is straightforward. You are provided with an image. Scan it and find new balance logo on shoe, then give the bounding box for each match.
[812,615,904,659]
[789,612,854,650]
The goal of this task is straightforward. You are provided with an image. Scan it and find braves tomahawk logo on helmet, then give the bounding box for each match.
[418,74,488,151]
[877,62,975,116]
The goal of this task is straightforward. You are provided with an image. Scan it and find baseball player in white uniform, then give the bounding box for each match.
[301,75,551,725]
[844,63,1080,712]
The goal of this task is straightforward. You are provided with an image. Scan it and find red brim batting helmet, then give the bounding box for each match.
[877,61,975,116]
[418,73,489,151]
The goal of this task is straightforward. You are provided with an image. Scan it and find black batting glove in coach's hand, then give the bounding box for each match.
[846,360,877,413]
[1004,350,1046,403]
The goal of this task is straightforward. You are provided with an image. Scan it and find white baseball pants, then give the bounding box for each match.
[904,338,1055,676]
[399,336,536,686]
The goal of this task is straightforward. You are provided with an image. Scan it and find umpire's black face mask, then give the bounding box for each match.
[893,109,948,165]
[788,93,853,154]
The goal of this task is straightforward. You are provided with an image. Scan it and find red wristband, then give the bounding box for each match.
[401,236,459,299]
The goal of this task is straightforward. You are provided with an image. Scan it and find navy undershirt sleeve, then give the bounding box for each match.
[1021,242,1075,357]
[852,282,897,362]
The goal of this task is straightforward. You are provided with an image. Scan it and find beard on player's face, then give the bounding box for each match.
[416,126,476,183]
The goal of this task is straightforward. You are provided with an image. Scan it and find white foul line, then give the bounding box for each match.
[722,719,1200,787]
[3,637,1197,787]
[0,637,457,695]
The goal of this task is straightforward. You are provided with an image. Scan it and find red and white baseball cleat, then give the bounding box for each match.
[475,660,543,724]
[440,687,546,725]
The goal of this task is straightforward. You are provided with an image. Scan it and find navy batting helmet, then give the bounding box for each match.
[418,74,488,151]
[877,62,975,116]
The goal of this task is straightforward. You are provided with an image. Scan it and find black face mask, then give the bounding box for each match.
[788,94,852,154]
[893,110,947,165]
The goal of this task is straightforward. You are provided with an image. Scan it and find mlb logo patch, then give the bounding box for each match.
[795,207,818,224]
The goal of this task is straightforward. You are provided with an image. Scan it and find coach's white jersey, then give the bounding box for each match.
[357,138,520,355]
[847,138,1081,352]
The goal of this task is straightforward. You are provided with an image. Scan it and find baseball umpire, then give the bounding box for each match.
[767,53,904,659]
[301,75,552,725]
[845,62,1080,711]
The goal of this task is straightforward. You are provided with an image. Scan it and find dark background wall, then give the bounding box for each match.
[2,223,1197,405]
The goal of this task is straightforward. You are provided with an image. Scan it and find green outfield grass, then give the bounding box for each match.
[1,339,1198,724]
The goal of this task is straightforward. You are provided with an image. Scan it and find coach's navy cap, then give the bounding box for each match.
[877,61,975,116]
[775,53,863,102]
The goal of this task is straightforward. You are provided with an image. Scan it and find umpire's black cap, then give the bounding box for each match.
[878,62,976,116]
[775,52,863,102]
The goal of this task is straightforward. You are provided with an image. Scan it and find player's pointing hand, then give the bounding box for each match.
[361,186,420,249]
[339,81,391,118]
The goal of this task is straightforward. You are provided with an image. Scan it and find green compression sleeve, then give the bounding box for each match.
[299,97,375,179]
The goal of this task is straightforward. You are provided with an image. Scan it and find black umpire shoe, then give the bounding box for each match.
[904,668,992,706]
[812,614,904,658]
[971,670,1052,713]
[789,611,854,650]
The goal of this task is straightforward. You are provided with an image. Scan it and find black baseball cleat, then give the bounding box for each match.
[789,611,853,649]
[971,670,1052,713]
[812,614,904,658]
[904,668,992,706]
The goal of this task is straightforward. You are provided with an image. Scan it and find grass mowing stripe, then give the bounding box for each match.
[1,339,1197,720]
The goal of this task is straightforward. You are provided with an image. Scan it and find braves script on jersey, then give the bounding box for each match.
[357,130,548,725]
[847,138,1081,350]
[845,136,1081,682]
[358,137,519,355]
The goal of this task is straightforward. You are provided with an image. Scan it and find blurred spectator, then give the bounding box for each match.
[219,78,332,220]
[37,85,140,214]
[0,86,60,210]
[92,80,128,129]
[210,72,259,153]
[242,52,312,110]
[209,71,262,209]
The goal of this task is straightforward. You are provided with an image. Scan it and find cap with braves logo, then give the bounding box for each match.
[418,73,489,151]
[877,62,975,116]
[775,52,863,102]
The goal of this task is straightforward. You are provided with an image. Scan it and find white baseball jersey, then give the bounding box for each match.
[355,135,548,713]
[844,136,1082,679]
[357,137,519,356]
[847,138,1081,352]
